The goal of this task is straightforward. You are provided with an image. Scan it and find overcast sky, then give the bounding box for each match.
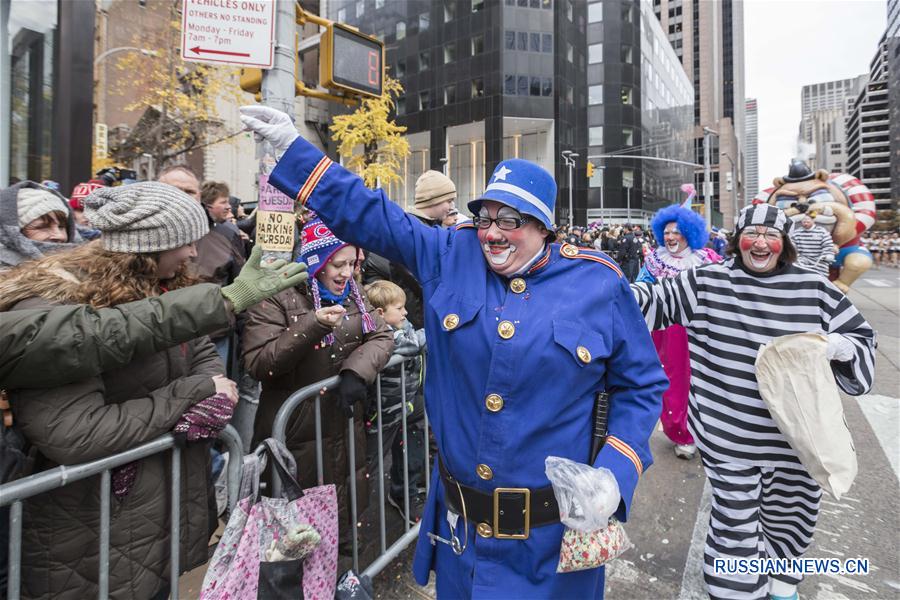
[744,0,887,193]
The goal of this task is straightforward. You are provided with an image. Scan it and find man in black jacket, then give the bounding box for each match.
[617,225,643,282]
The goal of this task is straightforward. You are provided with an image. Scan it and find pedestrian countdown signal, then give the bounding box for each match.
[320,23,384,98]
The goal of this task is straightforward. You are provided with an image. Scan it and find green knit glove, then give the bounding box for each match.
[221,245,309,313]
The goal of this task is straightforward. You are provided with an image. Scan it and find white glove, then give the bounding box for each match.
[545,456,620,532]
[239,105,299,155]
[826,333,855,362]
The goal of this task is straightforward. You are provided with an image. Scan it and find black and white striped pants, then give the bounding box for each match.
[702,459,822,599]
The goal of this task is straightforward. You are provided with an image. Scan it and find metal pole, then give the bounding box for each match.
[259,0,297,261]
[703,129,712,230]
[567,159,573,226]
[99,470,111,599]
[0,0,11,187]
[599,166,604,223]
[627,187,631,224]
[263,0,297,117]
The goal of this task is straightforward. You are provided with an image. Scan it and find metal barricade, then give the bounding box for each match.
[0,425,243,600]
[271,352,430,579]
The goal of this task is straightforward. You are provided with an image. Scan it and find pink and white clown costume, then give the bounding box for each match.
[637,190,719,451]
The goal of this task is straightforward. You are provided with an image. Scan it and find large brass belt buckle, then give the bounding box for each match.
[493,487,530,540]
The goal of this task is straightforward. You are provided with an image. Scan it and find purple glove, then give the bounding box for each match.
[173,393,235,442]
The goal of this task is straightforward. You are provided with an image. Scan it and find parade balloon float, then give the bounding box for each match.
[753,160,876,293]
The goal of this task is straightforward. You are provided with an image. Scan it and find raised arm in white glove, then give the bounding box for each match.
[545,456,620,532]
[239,105,299,157]
[826,333,855,362]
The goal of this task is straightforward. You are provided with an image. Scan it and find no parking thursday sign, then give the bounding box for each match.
[181,0,275,68]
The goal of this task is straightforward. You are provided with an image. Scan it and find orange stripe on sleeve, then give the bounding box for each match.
[296,156,333,206]
[606,436,643,476]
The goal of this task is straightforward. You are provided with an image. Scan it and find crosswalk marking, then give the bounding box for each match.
[678,480,711,600]
[855,395,900,480]
[865,279,891,287]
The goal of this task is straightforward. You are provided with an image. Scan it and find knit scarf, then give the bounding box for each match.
[310,278,376,347]
[645,246,719,279]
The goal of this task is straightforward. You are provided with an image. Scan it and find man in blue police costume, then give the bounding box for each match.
[241,106,666,599]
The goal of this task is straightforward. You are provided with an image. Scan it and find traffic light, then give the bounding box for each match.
[587,161,595,178]
[239,68,262,99]
[320,23,384,98]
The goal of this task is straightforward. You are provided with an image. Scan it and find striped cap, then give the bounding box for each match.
[736,204,792,235]
[468,159,556,229]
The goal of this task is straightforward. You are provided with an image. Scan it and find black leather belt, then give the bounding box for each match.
[439,457,559,540]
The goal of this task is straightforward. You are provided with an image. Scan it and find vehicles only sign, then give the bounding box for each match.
[181,0,275,68]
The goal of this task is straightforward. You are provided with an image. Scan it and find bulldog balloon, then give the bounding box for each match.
[753,160,876,293]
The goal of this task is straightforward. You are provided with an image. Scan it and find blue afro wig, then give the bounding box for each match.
[650,204,709,251]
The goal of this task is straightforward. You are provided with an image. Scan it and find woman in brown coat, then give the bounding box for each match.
[243,216,393,542]
[1,182,237,599]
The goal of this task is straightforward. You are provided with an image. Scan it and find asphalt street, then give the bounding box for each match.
[374,266,900,600]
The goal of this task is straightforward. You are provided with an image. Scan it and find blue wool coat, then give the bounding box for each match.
[270,137,667,599]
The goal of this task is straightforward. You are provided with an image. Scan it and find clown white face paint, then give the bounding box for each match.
[738,226,783,273]
[663,222,688,254]
[476,201,548,276]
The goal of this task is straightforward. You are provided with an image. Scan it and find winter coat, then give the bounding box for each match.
[0,283,231,390]
[194,226,246,288]
[6,275,222,599]
[366,321,425,429]
[242,283,393,531]
[0,181,82,269]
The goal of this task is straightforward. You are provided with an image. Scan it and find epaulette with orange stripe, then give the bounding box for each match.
[455,221,475,230]
[559,243,623,278]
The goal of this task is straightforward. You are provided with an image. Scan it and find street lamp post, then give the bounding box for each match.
[598,165,606,223]
[722,152,738,224]
[702,127,717,230]
[94,46,158,66]
[561,151,579,226]
[623,169,633,224]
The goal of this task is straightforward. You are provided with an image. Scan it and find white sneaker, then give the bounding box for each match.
[674,444,697,460]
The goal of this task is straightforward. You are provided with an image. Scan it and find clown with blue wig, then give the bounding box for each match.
[636,184,720,460]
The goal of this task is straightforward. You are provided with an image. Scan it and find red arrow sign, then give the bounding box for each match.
[190,46,251,58]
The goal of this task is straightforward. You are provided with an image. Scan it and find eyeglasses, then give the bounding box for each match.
[740,229,782,242]
[472,215,530,230]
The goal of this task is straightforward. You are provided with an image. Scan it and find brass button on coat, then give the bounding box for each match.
[576,345,591,363]
[510,278,526,293]
[476,464,493,480]
[443,313,460,330]
[477,522,494,538]
[498,320,515,339]
[485,394,504,412]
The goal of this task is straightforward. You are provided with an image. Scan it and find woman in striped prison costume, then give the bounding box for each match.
[631,204,875,600]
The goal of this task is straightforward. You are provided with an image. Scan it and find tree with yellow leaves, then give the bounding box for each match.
[110,0,239,175]
[329,75,409,189]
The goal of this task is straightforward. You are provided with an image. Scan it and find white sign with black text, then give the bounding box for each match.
[181,0,275,68]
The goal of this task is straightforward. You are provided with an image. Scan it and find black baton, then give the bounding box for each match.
[590,391,610,463]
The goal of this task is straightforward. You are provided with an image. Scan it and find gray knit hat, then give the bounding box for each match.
[84,182,209,253]
[17,187,70,229]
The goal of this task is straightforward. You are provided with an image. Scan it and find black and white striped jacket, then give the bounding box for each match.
[632,258,875,468]
[789,225,835,276]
